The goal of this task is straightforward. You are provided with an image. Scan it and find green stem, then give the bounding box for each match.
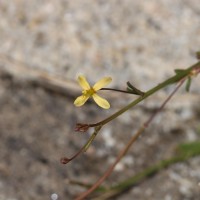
[83,126,102,151]
[89,61,200,127]
[71,141,200,199]
[93,141,200,199]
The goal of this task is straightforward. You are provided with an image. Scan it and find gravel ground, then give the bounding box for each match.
[0,0,200,200]
[0,0,200,86]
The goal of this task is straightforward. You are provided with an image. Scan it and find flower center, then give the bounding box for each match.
[82,87,96,97]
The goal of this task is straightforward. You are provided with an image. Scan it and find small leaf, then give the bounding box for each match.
[126,81,145,96]
[196,51,200,60]
[174,69,186,74]
[185,77,192,92]
[127,87,133,92]
[127,81,135,89]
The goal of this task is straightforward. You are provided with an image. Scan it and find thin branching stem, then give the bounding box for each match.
[75,76,186,200]
[75,126,146,200]
[62,61,200,165]
[89,61,200,127]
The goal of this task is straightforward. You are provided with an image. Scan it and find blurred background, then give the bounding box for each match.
[0,0,200,199]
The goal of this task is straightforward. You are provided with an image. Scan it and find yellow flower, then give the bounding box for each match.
[74,75,112,109]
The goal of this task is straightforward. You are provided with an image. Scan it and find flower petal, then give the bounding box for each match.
[92,94,110,109]
[78,75,90,90]
[93,77,112,91]
[74,95,89,107]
